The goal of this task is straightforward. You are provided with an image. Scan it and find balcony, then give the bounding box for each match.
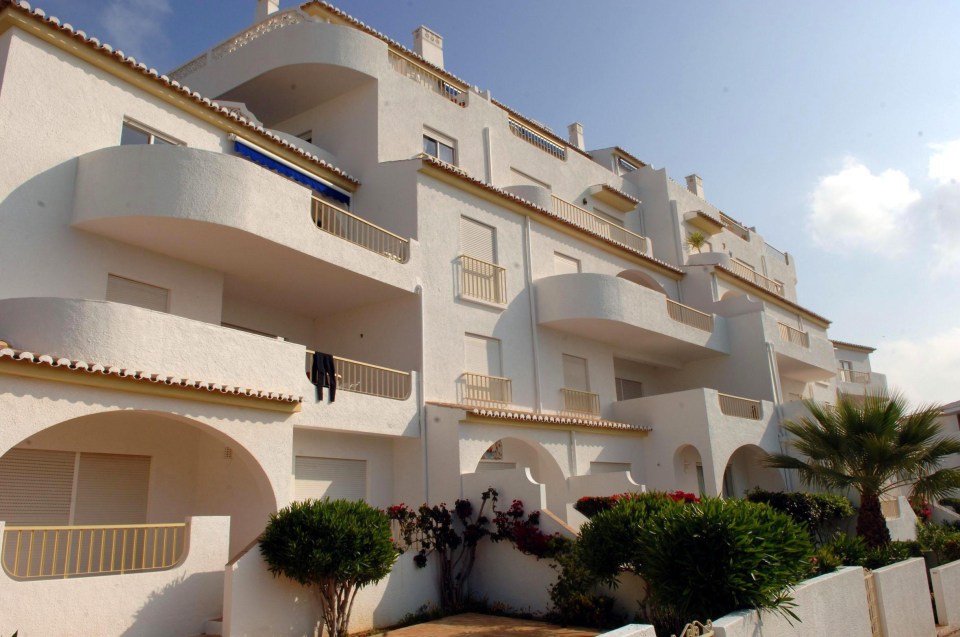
[778,322,810,348]
[388,51,467,107]
[718,392,762,420]
[730,260,784,297]
[719,212,751,241]
[839,369,871,384]
[551,196,648,254]
[458,255,507,306]
[509,120,566,160]
[73,146,415,317]
[306,351,411,400]
[561,388,601,416]
[536,273,727,366]
[460,372,513,406]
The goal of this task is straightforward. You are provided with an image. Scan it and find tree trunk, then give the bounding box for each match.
[857,492,891,548]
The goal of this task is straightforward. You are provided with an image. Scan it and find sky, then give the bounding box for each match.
[37,0,960,406]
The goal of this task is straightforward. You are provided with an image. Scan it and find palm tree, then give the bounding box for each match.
[764,391,960,547]
[685,231,707,254]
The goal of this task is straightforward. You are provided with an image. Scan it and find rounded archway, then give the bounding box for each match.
[617,269,667,295]
[721,444,785,498]
[720,290,746,301]
[471,436,568,516]
[0,410,276,556]
[673,444,705,495]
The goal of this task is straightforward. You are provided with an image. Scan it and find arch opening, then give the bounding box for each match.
[471,436,568,517]
[722,444,785,498]
[673,444,705,496]
[617,269,667,295]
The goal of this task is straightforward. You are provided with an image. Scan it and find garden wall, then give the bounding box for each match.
[711,566,872,637]
[871,557,935,637]
[931,558,960,628]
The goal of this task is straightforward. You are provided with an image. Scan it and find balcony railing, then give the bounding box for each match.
[458,255,507,305]
[765,242,788,264]
[777,322,810,348]
[666,299,714,332]
[2,523,186,580]
[551,196,649,254]
[306,351,412,400]
[561,388,601,416]
[718,392,762,420]
[719,212,750,240]
[729,260,785,297]
[508,119,566,160]
[839,369,871,384]
[311,198,409,263]
[388,51,467,107]
[462,372,513,406]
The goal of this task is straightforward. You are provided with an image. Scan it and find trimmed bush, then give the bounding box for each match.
[918,522,960,564]
[260,499,397,637]
[574,490,698,519]
[746,489,854,543]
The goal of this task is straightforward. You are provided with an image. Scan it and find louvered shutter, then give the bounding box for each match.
[615,378,644,401]
[460,217,496,263]
[106,275,169,312]
[0,449,74,525]
[73,454,150,525]
[553,253,580,275]
[464,334,502,377]
[294,457,366,502]
[562,354,589,391]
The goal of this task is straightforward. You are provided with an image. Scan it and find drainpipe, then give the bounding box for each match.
[482,127,493,184]
[415,284,429,504]
[523,215,543,411]
[766,341,793,490]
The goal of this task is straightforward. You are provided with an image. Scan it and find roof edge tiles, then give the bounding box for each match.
[0,0,360,189]
[830,339,877,354]
[714,264,831,327]
[427,401,651,433]
[417,156,684,278]
[611,146,649,169]
[0,347,303,407]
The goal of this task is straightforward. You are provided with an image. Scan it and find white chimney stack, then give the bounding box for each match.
[686,174,704,198]
[413,26,444,69]
[567,122,585,151]
[255,0,280,23]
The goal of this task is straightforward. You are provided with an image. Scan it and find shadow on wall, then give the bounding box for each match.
[123,571,223,637]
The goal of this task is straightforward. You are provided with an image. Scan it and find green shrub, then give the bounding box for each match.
[918,522,960,564]
[862,541,922,570]
[821,532,867,567]
[260,499,397,637]
[546,543,620,629]
[941,498,960,515]
[746,489,854,544]
[580,497,812,629]
[574,491,699,518]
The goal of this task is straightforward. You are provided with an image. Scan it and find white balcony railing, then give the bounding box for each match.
[729,260,785,296]
[508,119,566,159]
[718,392,762,420]
[458,255,507,305]
[306,351,412,400]
[311,198,409,263]
[839,369,871,384]
[462,372,513,406]
[561,388,601,416]
[666,299,714,332]
[777,322,810,348]
[551,196,649,254]
[2,523,186,580]
[388,51,467,107]
[719,212,750,240]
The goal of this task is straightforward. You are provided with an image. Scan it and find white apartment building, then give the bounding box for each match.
[0,1,889,634]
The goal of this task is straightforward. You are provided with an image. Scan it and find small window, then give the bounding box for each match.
[553,252,580,275]
[617,156,638,175]
[423,129,456,165]
[562,354,589,392]
[615,378,643,401]
[120,120,179,146]
[460,216,497,263]
[106,275,169,312]
[839,360,853,371]
[294,456,366,502]
[464,333,503,377]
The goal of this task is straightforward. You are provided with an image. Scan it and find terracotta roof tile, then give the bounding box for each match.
[830,339,876,353]
[428,401,650,432]
[714,264,831,325]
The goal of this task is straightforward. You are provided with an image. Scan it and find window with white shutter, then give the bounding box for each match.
[464,333,502,377]
[106,274,169,312]
[73,454,150,525]
[562,354,589,391]
[0,449,75,525]
[553,252,580,275]
[615,378,644,401]
[459,217,497,263]
[294,457,366,502]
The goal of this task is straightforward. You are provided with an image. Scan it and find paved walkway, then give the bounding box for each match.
[376,613,599,636]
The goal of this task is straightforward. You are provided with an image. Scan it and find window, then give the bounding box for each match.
[839,360,853,371]
[106,274,169,312]
[562,354,589,391]
[510,167,551,189]
[615,378,643,401]
[294,456,366,502]
[120,120,179,146]
[464,333,503,377]
[458,216,506,304]
[423,129,456,165]
[553,252,581,275]
[460,217,497,263]
[616,156,638,175]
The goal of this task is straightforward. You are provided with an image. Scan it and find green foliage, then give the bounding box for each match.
[574,491,699,519]
[812,532,920,573]
[745,489,854,544]
[686,230,708,254]
[260,499,397,637]
[940,497,960,515]
[581,497,812,626]
[861,541,922,570]
[918,522,960,564]
[764,391,960,547]
[546,543,620,629]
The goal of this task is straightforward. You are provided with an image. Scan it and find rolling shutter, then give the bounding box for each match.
[562,354,589,391]
[295,457,366,502]
[0,449,74,525]
[460,217,497,263]
[464,333,502,377]
[553,252,580,275]
[106,274,169,312]
[73,453,150,525]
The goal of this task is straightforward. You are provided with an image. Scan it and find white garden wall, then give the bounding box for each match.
[931,558,960,628]
[872,557,935,637]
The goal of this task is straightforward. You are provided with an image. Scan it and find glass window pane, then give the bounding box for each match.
[439,142,455,164]
[423,136,438,157]
[120,123,150,145]
[151,136,173,145]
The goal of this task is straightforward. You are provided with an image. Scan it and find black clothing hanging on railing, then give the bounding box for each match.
[310,352,337,402]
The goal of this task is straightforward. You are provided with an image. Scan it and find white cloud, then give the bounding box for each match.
[807,158,920,255]
[930,139,960,186]
[100,0,172,62]
[872,328,960,406]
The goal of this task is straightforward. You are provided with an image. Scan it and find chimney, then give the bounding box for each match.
[686,174,704,198]
[413,26,444,69]
[255,0,280,23]
[567,122,585,151]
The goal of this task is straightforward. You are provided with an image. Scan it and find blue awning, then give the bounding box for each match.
[234,140,350,205]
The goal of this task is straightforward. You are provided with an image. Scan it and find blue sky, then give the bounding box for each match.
[38,0,960,405]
